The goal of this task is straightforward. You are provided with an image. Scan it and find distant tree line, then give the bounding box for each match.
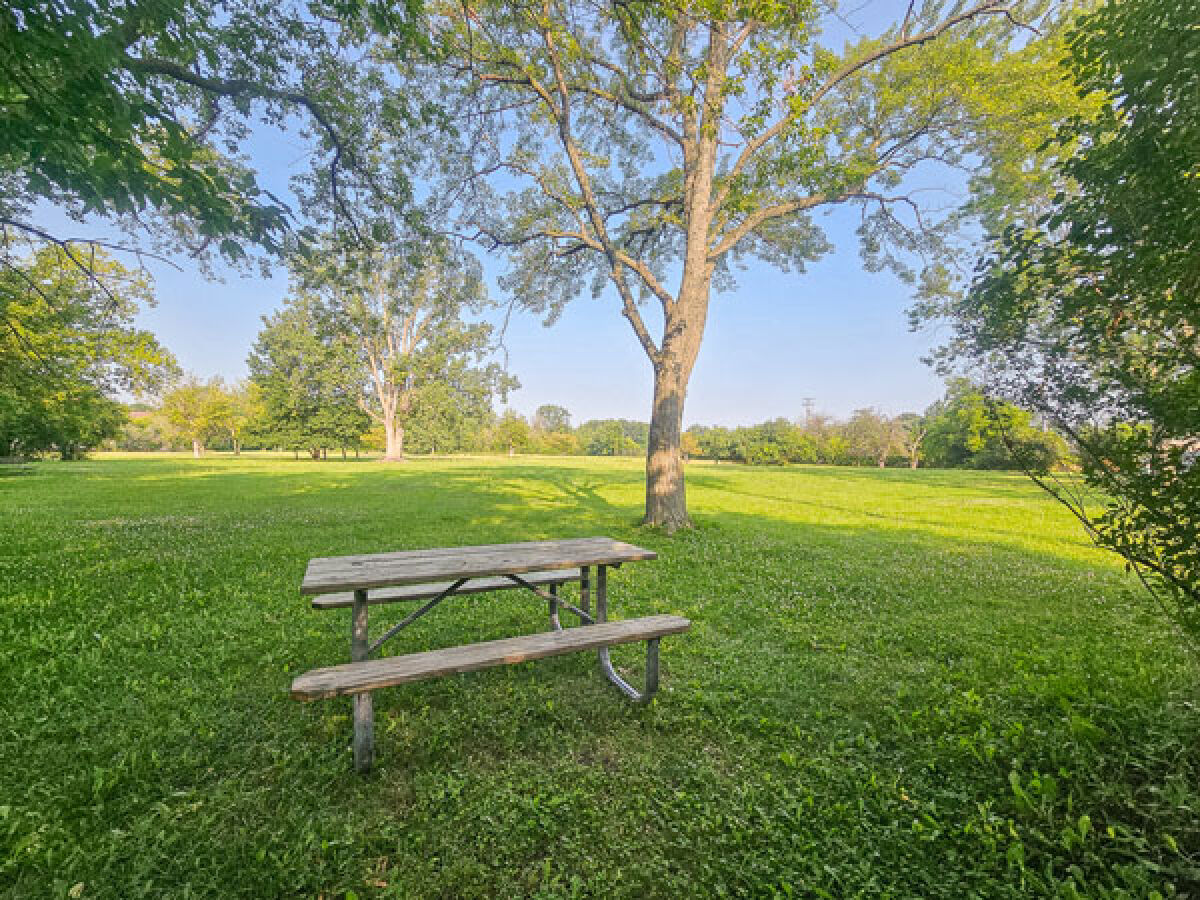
[684,381,1067,472]
[108,378,1070,473]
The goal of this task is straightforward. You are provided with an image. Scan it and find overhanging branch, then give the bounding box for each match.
[125,55,372,243]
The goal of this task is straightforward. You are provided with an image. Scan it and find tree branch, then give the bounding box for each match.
[537,20,663,362]
[708,193,829,260]
[125,55,369,243]
[713,0,1015,212]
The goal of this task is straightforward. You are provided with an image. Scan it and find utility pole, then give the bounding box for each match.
[802,397,815,428]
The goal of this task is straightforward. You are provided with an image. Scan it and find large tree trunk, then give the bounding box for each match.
[645,362,691,532]
[382,420,405,461]
[641,228,710,530]
[192,439,203,458]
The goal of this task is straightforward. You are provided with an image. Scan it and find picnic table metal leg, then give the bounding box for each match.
[644,638,661,696]
[351,589,374,773]
[596,564,608,623]
[595,565,661,704]
[580,566,590,623]
[548,582,562,632]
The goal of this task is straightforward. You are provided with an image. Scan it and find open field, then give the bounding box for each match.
[1,455,1197,898]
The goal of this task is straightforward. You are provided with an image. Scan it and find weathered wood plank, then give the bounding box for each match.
[311,569,582,610]
[300,537,656,594]
[306,537,607,570]
[302,537,650,575]
[291,614,690,701]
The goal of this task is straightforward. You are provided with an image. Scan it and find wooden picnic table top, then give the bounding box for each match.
[300,536,657,595]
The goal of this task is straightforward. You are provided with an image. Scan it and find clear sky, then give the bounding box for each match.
[45,1,958,428]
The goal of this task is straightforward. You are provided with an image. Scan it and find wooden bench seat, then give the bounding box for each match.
[310,568,581,610]
[291,614,690,701]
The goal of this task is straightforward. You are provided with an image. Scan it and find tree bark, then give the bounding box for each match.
[641,230,710,530]
[644,359,693,533]
[192,439,203,458]
[382,420,405,461]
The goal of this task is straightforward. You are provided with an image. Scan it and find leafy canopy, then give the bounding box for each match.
[1,0,430,277]
[431,0,1083,333]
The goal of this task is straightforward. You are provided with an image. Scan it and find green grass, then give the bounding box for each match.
[1,455,1197,898]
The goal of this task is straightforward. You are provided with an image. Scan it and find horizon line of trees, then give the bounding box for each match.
[105,378,1071,473]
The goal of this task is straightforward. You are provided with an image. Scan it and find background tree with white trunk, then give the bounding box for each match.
[286,239,515,460]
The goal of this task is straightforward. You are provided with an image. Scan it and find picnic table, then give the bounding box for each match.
[290,537,690,772]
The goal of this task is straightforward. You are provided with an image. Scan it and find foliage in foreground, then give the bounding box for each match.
[1,457,1197,898]
[926,0,1200,642]
[0,0,427,273]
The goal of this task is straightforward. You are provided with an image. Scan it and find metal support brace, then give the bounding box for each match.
[368,578,468,655]
[351,589,373,773]
[504,573,594,626]
[580,566,590,623]
[594,565,661,704]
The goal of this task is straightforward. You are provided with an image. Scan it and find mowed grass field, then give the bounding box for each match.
[1,455,1197,898]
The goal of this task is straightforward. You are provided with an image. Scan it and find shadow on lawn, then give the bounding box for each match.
[57,457,1100,569]
[6,460,1197,897]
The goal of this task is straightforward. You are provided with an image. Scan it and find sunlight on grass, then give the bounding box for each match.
[1,456,1196,898]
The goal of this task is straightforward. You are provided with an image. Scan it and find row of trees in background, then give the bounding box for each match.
[113,379,1068,474]
[1,244,1064,472]
[687,380,1066,471]
[122,374,374,459]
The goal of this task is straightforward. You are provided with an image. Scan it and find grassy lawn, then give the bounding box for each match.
[1,455,1197,898]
